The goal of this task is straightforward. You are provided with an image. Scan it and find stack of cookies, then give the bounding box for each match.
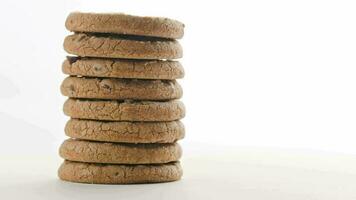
[58,12,185,184]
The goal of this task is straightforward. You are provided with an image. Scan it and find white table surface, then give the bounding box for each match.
[1,147,356,200]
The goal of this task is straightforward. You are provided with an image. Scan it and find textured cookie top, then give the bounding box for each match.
[66,12,184,39]
[62,57,184,79]
[65,119,185,143]
[63,98,185,122]
[63,33,182,59]
[59,139,182,164]
[61,76,183,100]
[58,160,182,184]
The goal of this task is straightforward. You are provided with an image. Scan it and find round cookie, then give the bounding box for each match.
[63,98,185,122]
[65,12,184,39]
[59,139,182,164]
[62,57,184,79]
[58,160,182,184]
[63,33,182,59]
[61,76,182,100]
[65,119,185,143]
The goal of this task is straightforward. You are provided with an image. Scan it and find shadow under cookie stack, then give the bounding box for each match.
[58,12,185,184]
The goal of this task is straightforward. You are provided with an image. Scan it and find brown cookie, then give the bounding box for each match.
[59,139,182,164]
[63,33,182,59]
[65,12,184,39]
[58,160,182,184]
[61,76,182,100]
[65,119,185,143]
[62,57,184,79]
[63,98,185,121]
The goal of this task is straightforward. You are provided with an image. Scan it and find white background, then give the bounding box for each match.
[1,0,356,199]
